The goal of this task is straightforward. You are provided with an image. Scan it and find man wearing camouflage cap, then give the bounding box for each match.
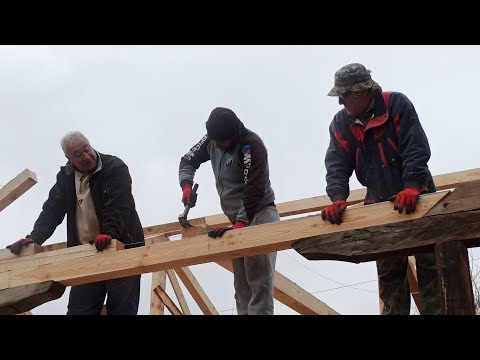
[321,63,443,315]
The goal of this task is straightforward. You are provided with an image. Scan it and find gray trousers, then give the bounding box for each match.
[232,205,279,315]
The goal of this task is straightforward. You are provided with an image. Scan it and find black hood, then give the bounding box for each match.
[206,107,244,141]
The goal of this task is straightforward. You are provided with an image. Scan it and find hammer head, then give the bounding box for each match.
[178,183,199,228]
[178,205,193,227]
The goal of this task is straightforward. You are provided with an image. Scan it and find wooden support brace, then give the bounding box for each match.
[0,169,37,213]
[153,286,183,315]
[166,269,191,315]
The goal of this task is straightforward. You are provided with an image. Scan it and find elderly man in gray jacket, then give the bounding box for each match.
[179,107,279,315]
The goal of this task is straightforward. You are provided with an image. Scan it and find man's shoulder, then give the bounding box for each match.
[240,128,265,147]
[99,153,127,167]
[386,91,410,103]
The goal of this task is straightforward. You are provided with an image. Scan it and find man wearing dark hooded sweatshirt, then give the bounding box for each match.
[179,107,279,315]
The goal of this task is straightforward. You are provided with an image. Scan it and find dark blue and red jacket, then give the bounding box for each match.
[325,91,435,204]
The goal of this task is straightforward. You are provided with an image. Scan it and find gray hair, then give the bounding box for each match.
[60,130,87,154]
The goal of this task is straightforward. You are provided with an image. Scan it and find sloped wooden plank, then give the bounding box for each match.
[0,192,447,290]
[153,286,183,315]
[426,179,480,216]
[174,267,218,315]
[0,169,37,213]
[166,269,191,315]
[143,168,480,236]
[0,240,125,272]
[407,257,421,311]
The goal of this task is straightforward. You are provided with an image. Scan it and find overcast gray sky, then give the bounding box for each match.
[1,45,478,315]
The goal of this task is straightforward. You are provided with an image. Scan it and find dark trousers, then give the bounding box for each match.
[67,275,141,315]
[377,253,443,315]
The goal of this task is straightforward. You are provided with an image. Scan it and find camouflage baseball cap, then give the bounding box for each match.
[327,63,372,96]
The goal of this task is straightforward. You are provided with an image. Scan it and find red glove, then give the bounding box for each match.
[393,188,421,214]
[208,220,247,238]
[181,183,198,208]
[321,200,347,225]
[94,234,112,251]
[6,237,35,255]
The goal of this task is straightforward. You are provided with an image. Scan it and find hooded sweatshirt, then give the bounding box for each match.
[179,107,275,224]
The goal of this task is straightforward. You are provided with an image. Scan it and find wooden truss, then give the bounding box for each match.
[1,168,479,314]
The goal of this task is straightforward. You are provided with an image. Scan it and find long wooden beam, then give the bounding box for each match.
[143,168,480,237]
[0,169,38,213]
[0,240,124,272]
[293,180,480,262]
[0,191,447,290]
[0,281,65,315]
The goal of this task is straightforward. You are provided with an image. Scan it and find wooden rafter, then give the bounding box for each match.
[166,269,191,315]
[407,257,421,311]
[153,286,183,315]
[2,169,479,314]
[174,266,218,315]
[0,191,447,290]
[0,169,37,213]
[143,168,480,237]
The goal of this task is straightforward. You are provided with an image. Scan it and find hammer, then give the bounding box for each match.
[178,183,199,228]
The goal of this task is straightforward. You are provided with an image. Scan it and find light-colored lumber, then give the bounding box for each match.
[182,225,338,314]
[174,266,218,315]
[0,243,43,261]
[150,235,168,315]
[407,256,421,311]
[293,180,480,263]
[0,240,124,272]
[143,168,480,236]
[0,169,37,213]
[153,286,183,315]
[166,269,191,315]
[0,191,447,290]
[150,271,167,315]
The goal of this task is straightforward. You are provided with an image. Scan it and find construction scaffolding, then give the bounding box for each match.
[1,168,479,315]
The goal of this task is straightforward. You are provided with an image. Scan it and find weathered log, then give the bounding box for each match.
[0,281,65,315]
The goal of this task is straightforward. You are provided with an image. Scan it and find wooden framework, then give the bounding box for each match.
[1,168,479,315]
